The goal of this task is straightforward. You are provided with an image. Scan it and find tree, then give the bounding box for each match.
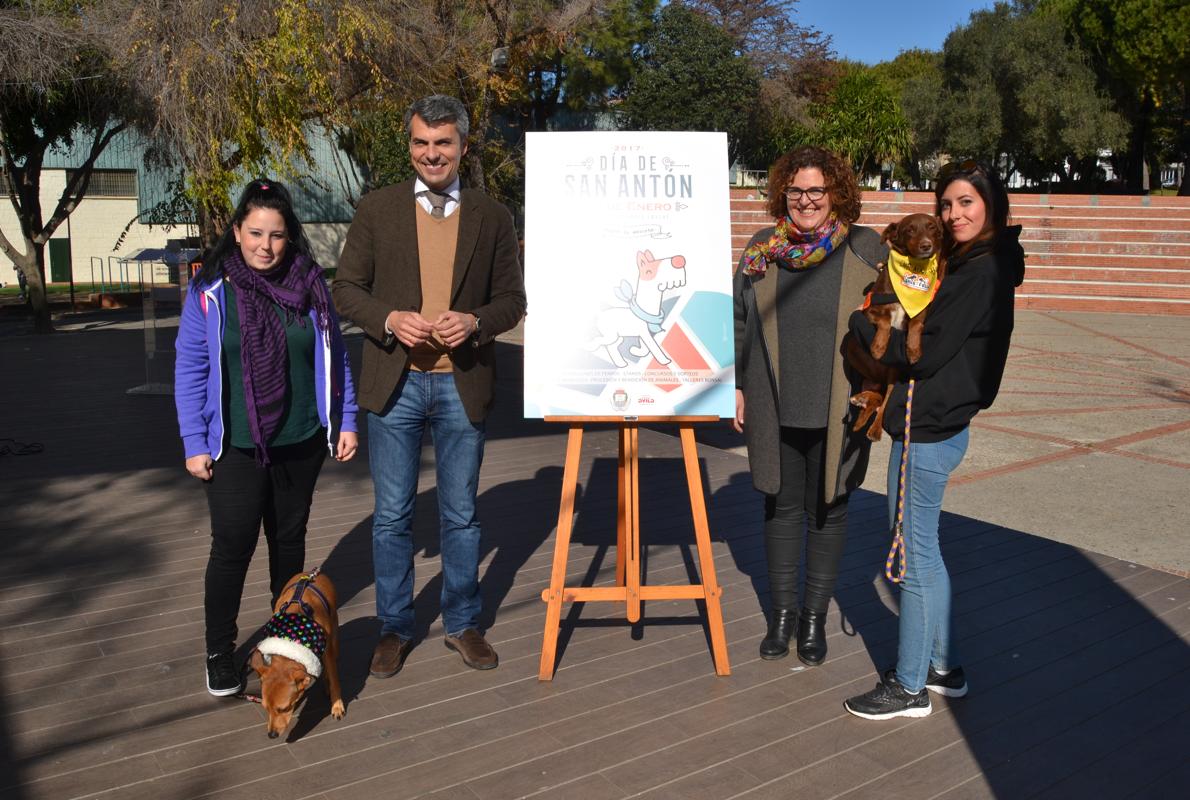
[811,66,912,181]
[0,1,132,333]
[680,0,826,66]
[333,1,654,209]
[1042,0,1189,192]
[872,49,944,186]
[495,0,657,128]
[919,2,1127,187]
[682,0,837,168]
[621,3,761,162]
[99,0,390,246]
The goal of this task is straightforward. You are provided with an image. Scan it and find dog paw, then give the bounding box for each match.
[331,700,345,719]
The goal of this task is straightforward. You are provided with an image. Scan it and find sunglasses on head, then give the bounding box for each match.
[938,159,988,180]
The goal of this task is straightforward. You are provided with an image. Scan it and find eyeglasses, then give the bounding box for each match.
[938,159,987,179]
[784,186,827,202]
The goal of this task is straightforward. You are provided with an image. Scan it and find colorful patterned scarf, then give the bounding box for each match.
[741,214,848,276]
[222,250,331,465]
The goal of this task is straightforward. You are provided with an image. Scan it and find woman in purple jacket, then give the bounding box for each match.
[175,179,358,697]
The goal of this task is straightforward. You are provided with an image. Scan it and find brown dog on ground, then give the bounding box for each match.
[247,569,345,739]
[844,213,946,441]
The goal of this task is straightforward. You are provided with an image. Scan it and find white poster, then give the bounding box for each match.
[523,131,735,418]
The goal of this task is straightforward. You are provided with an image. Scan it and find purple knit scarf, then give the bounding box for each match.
[222,250,331,464]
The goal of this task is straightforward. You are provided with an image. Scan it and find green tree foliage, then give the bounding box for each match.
[333,1,656,210]
[506,0,658,124]
[0,1,130,332]
[916,2,1127,186]
[810,65,912,180]
[102,0,389,245]
[682,0,837,169]
[1042,0,1189,191]
[871,49,944,186]
[621,3,761,162]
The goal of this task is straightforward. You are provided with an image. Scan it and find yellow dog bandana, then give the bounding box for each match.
[885,251,941,318]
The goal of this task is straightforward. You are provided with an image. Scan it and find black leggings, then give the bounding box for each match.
[764,426,849,614]
[203,433,327,654]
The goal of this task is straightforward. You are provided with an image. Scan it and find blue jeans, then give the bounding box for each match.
[368,371,485,639]
[888,426,969,693]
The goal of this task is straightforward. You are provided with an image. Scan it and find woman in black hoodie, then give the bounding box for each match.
[844,162,1025,720]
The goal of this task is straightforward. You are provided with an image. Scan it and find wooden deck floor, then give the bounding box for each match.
[1,329,1187,800]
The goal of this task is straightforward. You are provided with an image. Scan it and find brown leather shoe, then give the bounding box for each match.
[370,633,411,678]
[444,629,499,670]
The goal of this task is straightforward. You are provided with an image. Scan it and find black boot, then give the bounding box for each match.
[796,608,827,666]
[759,608,797,660]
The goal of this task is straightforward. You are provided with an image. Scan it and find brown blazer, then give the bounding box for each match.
[331,179,526,421]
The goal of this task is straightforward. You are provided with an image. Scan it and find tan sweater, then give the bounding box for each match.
[408,206,460,372]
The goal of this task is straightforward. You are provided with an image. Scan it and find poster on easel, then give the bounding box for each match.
[523,131,735,418]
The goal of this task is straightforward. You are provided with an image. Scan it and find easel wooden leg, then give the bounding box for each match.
[680,426,731,676]
[624,424,641,623]
[538,416,729,680]
[615,429,627,587]
[539,425,584,681]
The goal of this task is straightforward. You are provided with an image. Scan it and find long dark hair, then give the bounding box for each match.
[194,179,314,286]
[934,161,1010,257]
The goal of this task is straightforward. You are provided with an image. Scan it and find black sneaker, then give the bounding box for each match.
[205,651,242,697]
[844,673,931,720]
[925,665,968,698]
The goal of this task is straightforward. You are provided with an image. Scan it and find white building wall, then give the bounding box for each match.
[0,169,189,288]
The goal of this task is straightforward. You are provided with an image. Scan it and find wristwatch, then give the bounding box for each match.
[471,314,482,347]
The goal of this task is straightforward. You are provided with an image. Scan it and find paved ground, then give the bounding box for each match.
[0,305,1187,799]
[682,310,1190,577]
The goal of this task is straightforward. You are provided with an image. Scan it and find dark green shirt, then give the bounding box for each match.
[222,280,322,449]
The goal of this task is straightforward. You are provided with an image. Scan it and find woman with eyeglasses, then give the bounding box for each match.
[843,162,1025,720]
[733,146,886,665]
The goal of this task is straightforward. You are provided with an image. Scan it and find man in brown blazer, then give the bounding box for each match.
[332,94,526,678]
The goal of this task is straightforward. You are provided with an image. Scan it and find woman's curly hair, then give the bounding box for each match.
[765,146,862,224]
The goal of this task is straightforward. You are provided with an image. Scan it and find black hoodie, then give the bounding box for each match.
[848,225,1026,442]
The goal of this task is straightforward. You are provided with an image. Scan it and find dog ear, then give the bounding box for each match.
[880,222,898,245]
[286,663,314,690]
[248,649,270,675]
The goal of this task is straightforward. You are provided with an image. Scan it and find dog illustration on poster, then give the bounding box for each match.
[588,249,687,368]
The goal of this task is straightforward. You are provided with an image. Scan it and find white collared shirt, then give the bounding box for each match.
[414,177,461,218]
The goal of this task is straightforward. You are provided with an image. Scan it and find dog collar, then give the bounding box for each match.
[614,280,665,333]
[886,251,941,318]
[256,612,327,677]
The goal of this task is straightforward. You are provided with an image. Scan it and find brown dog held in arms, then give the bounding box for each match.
[844,213,946,441]
[248,569,345,738]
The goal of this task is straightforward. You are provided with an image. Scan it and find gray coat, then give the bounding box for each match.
[733,225,885,499]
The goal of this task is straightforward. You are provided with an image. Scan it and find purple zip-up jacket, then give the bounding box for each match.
[175,277,359,461]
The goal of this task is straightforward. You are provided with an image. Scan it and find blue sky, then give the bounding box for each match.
[795,0,999,64]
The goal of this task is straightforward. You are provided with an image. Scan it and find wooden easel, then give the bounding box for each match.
[538,415,731,680]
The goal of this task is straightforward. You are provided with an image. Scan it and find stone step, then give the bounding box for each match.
[728,190,1190,315]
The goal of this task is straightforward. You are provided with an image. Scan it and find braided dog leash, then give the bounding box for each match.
[885,379,914,583]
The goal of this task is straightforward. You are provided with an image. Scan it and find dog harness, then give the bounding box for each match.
[255,569,330,678]
[885,252,941,318]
